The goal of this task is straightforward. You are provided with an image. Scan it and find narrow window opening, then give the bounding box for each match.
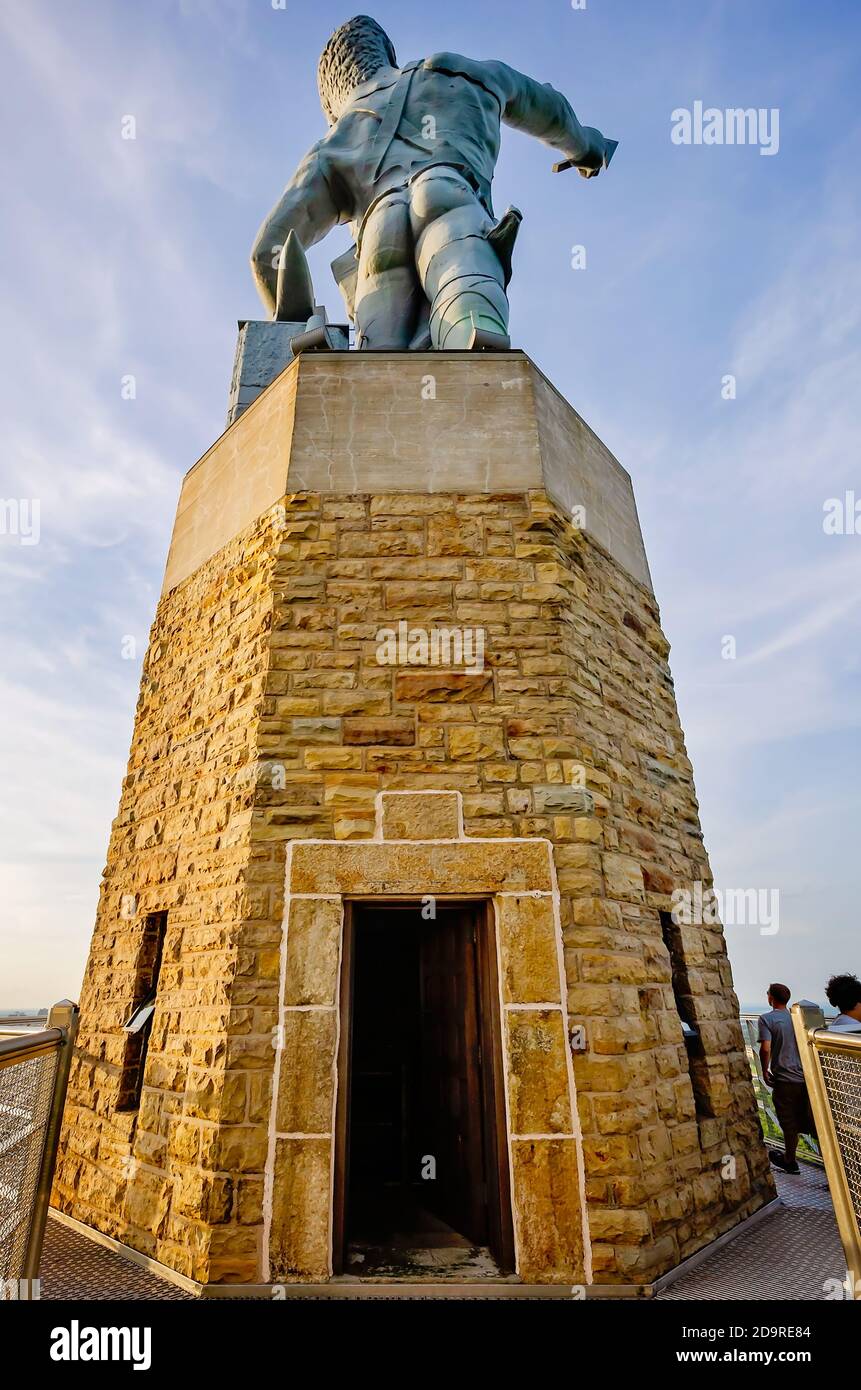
[117,910,167,1112]
[659,908,711,1117]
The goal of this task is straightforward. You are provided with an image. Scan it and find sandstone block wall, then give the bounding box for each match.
[54,479,774,1286]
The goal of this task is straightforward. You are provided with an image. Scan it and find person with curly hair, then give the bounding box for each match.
[825,973,861,1032]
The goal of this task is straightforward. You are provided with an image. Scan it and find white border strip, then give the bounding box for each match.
[547,842,593,1285]
[262,840,291,1283]
[491,894,520,1275]
[326,896,345,1277]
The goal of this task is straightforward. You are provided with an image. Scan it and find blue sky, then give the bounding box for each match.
[1,0,859,1008]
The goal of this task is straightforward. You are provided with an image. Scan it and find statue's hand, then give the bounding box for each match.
[553,132,617,178]
[553,156,602,176]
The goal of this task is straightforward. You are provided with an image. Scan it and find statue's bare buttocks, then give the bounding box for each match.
[251,16,616,351]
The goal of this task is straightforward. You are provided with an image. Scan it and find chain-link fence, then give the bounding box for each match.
[0,1001,78,1299]
[819,1049,861,1226]
[792,1003,861,1300]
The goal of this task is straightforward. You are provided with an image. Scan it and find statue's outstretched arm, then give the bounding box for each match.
[482,59,613,175]
[250,143,340,314]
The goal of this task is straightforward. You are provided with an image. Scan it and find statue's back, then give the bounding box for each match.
[323,54,504,224]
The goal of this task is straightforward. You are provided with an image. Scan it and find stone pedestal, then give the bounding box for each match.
[53,351,774,1290]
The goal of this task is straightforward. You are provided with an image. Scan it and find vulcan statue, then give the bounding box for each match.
[251,15,616,351]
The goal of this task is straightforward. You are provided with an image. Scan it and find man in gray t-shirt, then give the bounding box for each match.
[758,983,815,1174]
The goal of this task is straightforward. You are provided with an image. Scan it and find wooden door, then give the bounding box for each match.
[418,907,488,1244]
[333,900,515,1275]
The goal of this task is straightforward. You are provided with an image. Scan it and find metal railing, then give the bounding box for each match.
[0,999,78,1300]
[792,1002,861,1300]
[740,1012,822,1164]
[0,1014,49,1036]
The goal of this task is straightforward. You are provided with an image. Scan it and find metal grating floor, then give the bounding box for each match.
[658,1160,847,1301]
[39,1221,195,1301]
[37,1163,847,1301]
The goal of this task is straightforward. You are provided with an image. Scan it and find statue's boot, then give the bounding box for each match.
[465,322,512,351]
[427,265,511,350]
[417,209,511,350]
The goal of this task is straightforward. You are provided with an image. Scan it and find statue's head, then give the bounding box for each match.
[317,15,397,124]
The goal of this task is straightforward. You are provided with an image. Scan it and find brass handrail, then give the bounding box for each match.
[0,1029,63,1068]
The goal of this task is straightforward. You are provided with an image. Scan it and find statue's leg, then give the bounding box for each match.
[354,191,423,350]
[410,170,509,350]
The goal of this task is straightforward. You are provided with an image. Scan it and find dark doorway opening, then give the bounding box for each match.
[333,901,514,1279]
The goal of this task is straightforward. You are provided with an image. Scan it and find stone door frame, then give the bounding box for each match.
[263,790,591,1286]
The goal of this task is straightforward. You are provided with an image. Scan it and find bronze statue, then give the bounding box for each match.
[251,16,616,351]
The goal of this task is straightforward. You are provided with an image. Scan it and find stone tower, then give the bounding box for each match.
[53,350,774,1292]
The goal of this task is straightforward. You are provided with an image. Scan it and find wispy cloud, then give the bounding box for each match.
[1,0,860,1008]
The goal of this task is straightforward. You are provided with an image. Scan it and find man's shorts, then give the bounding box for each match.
[772,1079,816,1139]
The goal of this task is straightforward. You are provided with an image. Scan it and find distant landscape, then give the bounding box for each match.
[740,1001,835,1018]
